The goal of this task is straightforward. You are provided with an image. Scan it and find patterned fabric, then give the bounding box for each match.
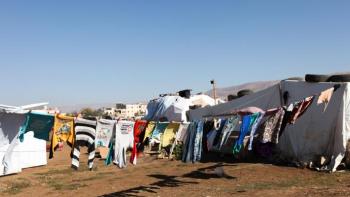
[218,116,240,150]
[143,121,156,142]
[95,119,115,148]
[193,121,204,162]
[248,112,265,151]
[289,96,314,124]
[150,122,169,143]
[71,118,97,171]
[50,114,75,159]
[259,108,285,144]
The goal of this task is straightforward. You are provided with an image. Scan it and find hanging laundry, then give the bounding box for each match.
[259,108,285,144]
[212,119,227,149]
[248,112,265,151]
[175,122,190,143]
[130,120,148,165]
[317,87,334,112]
[113,120,134,168]
[233,114,259,154]
[206,129,217,151]
[193,121,204,162]
[150,122,169,144]
[289,96,314,124]
[95,119,115,148]
[161,123,180,148]
[143,121,156,142]
[217,115,240,150]
[169,122,190,157]
[19,112,54,142]
[49,114,75,159]
[202,120,214,154]
[71,118,97,171]
[182,121,197,163]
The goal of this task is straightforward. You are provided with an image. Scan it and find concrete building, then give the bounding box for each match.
[103,103,147,119]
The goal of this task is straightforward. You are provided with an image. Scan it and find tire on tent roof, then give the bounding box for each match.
[305,74,330,82]
[237,89,253,98]
[227,94,238,101]
[284,77,304,81]
[327,74,350,82]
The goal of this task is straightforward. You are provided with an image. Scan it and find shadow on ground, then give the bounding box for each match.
[99,163,236,197]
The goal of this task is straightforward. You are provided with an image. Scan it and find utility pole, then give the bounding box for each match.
[210,79,217,105]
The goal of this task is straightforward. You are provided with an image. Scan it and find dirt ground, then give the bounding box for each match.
[1,147,350,197]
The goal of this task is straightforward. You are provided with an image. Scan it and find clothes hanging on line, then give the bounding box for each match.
[289,96,314,124]
[317,87,334,112]
[130,120,148,165]
[19,112,54,142]
[71,118,97,171]
[149,122,169,144]
[248,112,265,151]
[95,119,115,148]
[259,108,285,144]
[233,113,260,154]
[143,121,156,142]
[50,114,75,159]
[217,115,240,150]
[113,120,134,168]
[182,121,203,163]
[161,123,180,148]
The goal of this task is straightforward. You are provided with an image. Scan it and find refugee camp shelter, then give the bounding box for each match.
[188,80,350,172]
[0,104,49,176]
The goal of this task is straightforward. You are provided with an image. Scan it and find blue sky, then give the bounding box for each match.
[0,1,349,106]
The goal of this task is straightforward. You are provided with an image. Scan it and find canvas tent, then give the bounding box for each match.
[0,103,49,176]
[188,80,350,172]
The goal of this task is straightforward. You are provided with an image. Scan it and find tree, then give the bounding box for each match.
[80,108,104,117]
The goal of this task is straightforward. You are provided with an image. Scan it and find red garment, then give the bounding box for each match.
[130,120,148,165]
[289,96,314,124]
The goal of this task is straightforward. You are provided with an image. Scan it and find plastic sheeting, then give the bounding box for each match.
[188,81,350,172]
[144,96,190,122]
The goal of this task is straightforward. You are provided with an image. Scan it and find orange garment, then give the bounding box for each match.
[317,87,334,111]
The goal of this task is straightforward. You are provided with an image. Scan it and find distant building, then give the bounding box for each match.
[103,103,147,119]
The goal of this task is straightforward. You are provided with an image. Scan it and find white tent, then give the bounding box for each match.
[188,81,350,172]
[144,96,190,122]
[0,103,49,176]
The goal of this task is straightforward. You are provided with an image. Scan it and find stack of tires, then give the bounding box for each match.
[305,74,350,82]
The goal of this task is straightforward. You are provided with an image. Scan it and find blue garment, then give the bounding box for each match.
[218,116,240,150]
[212,119,227,148]
[193,120,204,162]
[150,122,169,142]
[182,120,204,163]
[248,112,265,151]
[233,115,252,154]
[19,112,54,142]
[233,114,260,154]
[105,138,115,165]
[182,121,197,163]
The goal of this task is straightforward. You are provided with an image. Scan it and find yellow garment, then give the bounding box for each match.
[143,121,156,142]
[161,123,180,147]
[50,114,75,158]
